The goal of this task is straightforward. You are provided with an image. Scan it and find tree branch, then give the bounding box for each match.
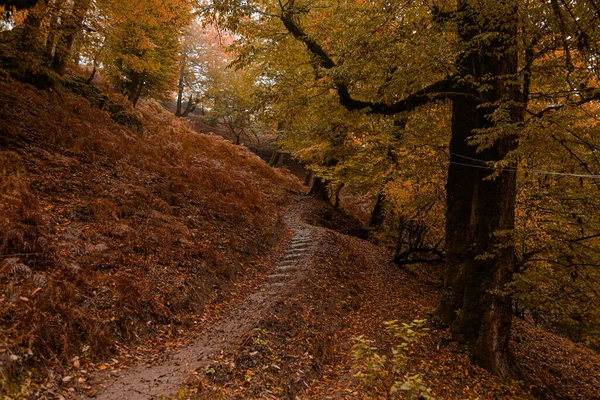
[527,88,600,118]
[279,11,472,116]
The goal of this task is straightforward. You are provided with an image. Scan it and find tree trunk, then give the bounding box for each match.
[129,78,145,107]
[269,150,284,167]
[181,94,196,117]
[51,0,90,75]
[175,53,187,117]
[86,62,97,84]
[309,177,330,201]
[436,0,522,378]
[369,192,386,229]
[304,170,314,187]
[333,183,344,209]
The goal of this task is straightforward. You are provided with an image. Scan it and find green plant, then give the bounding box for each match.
[351,319,432,399]
[351,335,388,384]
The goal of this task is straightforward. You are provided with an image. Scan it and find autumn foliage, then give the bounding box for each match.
[3,0,600,396]
[0,74,299,387]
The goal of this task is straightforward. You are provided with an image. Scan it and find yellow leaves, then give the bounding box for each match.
[98,0,192,97]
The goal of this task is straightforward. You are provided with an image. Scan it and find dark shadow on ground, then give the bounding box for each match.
[298,197,369,239]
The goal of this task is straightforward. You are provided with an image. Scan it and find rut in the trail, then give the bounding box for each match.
[87,209,320,400]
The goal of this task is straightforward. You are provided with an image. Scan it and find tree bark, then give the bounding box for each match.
[436,0,522,378]
[369,191,386,229]
[308,176,330,201]
[269,150,284,167]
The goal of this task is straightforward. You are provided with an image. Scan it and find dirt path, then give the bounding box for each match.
[84,203,321,399]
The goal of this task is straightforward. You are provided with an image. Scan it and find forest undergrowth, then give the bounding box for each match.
[0,73,300,396]
[183,199,600,400]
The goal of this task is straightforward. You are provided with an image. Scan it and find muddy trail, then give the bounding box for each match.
[84,201,322,399]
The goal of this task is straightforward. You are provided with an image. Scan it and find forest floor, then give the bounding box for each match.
[0,74,298,399]
[76,198,600,400]
[82,199,323,399]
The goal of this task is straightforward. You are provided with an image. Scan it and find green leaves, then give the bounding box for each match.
[351,318,432,398]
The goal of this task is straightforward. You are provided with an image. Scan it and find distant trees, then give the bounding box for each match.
[203,65,258,145]
[175,23,212,117]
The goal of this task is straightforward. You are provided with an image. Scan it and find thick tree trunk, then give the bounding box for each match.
[308,177,330,201]
[440,107,519,377]
[436,0,522,378]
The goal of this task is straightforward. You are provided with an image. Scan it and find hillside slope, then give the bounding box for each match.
[183,199,600,400]
[0,75,300,394]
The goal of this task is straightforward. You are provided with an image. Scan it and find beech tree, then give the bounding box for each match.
[97,0,192,105]
[206,0,600,377]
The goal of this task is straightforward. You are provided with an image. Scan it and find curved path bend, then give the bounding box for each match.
[86,203,320,399]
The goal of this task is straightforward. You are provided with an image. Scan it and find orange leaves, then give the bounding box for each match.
[0,75,299,396]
